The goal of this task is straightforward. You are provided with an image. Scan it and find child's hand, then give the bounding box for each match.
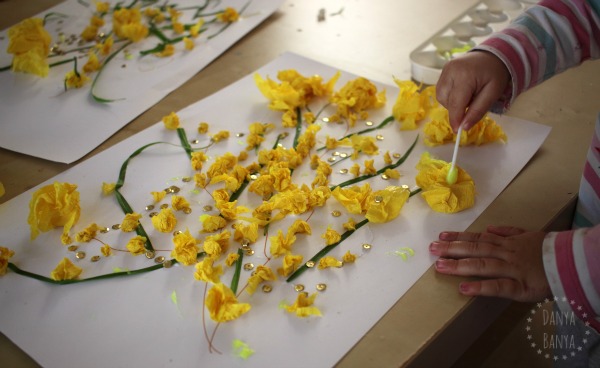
[429,225,551,302]
[436,51,511,132]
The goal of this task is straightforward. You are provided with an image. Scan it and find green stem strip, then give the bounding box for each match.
[330,134,418,190]
[317,115,395,152]
[91,40,132,103]
[230,248,244,294]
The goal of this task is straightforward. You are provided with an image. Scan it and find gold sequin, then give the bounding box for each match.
[278,132,289,139]
[183,207,192,214]
[182,177,192,183]
[99,227,110,233]
[333,151,340,157]
[75,251,86,259]
[376,134,384,141]
[145,250,155,259]
[262,284,272,293]
[374,195,384,203]
[249,174,258,181]
[322,117,330,123]
[393,153,401,159]
[91,255,101,262]
[401,184,410,190]
[339,153,348,158]
[327,157,336,163]
[149,212,158,217]
[331,210,341,217]
[362,243,372,250]
[112,224,121,230]
[68,245,79,252]
[365,121,374,126]
[381,174,390,180]
[160,204,169,209]
[190,139,200,144]
[339,168,349,174]
[294,284,305,292]
[155,256,165,264]
[244,249,254,256]
[306,261,315,268]
[316,283,327,291]
[163,260,173,268]
[203,205,213,211]
[169,186,180,193]
[243,263,254,271]
[145,205,155,211]
[236,132,245,137]
[173,230,183,236]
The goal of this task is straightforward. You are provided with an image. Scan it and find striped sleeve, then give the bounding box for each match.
[543,227,600,333]
[473,0,600,113]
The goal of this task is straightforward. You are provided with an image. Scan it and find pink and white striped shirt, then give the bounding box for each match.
[473,0,600,334]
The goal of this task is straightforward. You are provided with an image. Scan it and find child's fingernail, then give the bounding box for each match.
[435,259,448,271]
[439,231,457,240]
[429,242,441,254]
[459,282,470,293]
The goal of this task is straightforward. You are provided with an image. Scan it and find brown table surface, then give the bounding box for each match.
[2,0,599,367]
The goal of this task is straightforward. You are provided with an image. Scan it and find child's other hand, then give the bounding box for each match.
[429,225,551,302]
[436,51,510,132]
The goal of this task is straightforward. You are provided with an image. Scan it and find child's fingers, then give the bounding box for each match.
[434,257,511,279]
[486,225,527,237]
[438,230,505,245]
[429,240,505,259]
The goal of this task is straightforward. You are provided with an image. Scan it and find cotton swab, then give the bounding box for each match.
[446,124,463,185]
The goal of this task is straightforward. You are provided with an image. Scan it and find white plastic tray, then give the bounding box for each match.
[410,0,536,84]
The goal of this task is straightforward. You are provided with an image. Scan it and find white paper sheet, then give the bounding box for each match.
[0,0,283,164]
[0,52,551,368]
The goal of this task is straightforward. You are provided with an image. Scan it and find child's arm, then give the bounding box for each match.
[437,0,600,131]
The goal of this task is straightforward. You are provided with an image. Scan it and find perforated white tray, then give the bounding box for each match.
[410,0,536,84]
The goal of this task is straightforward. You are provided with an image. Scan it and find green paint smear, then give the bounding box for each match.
[232,339,254,360]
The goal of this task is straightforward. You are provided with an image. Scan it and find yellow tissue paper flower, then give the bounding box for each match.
[203,231,230,259]
[28,182,80,242]
[415,152,475,213]
[194,257,223,283]
[269,229,297,257]
[217,7,240,22]
[285,292,322,318]
[349,135,379,159]
[342,251,357,263]
[202,215,227,233]
[189,19,205,38]
[246,265,277,295]
[343,218,356,230]
[97,35,113,56]
[75,223,101,242]
[321,226,341,245]
[7,18,52,77]
[198,122,209,134]
[331,183,371,214]
[162,111,180,130]
[126,235,147,256]
[171,195,191,212]
[206,283,251,323]
[183,37,194,50]
[233,222,259,244]
[171,229,199,266]
[225,252,240,266]
[363,159,376,175]
[81,25,99,42]
[151,190,167,202]
[101,182,116,195]
[424,107,507,146]
[112,7,143,39]
[0,247,15,276]
[95,1,110,13]
[50,257,83,281]
[211,130,230,142]
[120,212,141,232]
[120,22,149,42]
[157,44,175,57]
[392,79,437,130]
[330,77,386,127]
[151,208,177,232]
[190,151,207,171]
[64,70,90,89]
[101,244,113,257]
[277,254,303,277]
[318,256,343,269]
[289,219,311,235]
[365,186,410,223]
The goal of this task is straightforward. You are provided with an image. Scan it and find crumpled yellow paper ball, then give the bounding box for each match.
[415,152,475,213]
[27,182,81,241]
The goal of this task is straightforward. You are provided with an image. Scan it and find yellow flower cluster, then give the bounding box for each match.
[330,77,386,127]
[423,107,507,146]
[217,7,241,23]
[7,18,52,77]
[113,7,148,42]
[415,152,475,213]
[0,247,15,276]
[391,79,437,130]
[332,183,410,223]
